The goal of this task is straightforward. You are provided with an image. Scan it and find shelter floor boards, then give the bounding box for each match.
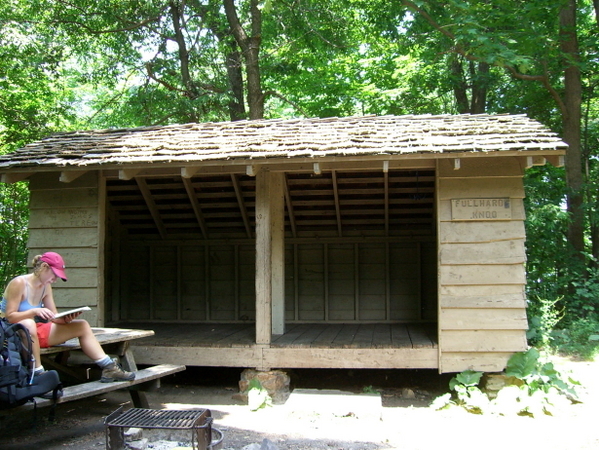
[125,323,437,349]
[129,323,438,369]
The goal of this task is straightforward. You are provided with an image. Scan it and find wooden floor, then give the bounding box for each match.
[123,322,438,349]
[126,322,439,370]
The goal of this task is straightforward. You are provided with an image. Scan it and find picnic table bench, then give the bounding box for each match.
[32,327,185,409]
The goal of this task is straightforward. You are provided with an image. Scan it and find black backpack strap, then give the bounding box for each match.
[48,382,63,422]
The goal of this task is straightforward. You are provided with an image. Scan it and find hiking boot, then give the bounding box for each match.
[100,359,135,383]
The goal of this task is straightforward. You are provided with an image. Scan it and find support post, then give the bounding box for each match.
[271,172,285,335]
[255,169,272,345]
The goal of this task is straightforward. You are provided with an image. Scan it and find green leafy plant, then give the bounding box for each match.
[431,370,489,414]
[247,378,272,411]
[432,349,579,417]
[501,348,579,416]
[526,296,564,349]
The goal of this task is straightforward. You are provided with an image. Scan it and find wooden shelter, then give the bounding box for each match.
[0,114,567,373]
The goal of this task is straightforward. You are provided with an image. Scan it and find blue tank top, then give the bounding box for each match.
[0,276,45,317]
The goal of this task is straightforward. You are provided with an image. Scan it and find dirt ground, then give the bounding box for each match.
[2,357,599,450]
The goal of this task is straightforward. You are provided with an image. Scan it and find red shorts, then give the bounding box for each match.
[36,322,52,348]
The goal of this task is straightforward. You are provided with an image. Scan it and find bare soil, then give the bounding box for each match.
[2,358,599,450]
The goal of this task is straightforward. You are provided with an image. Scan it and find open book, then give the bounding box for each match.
[54,306,91,319]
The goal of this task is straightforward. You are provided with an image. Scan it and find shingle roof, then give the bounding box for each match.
[0,114,567,171]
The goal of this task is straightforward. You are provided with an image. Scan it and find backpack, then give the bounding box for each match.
[0,319,61,410]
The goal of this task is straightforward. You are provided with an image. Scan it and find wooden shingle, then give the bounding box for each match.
[0,114,566,171]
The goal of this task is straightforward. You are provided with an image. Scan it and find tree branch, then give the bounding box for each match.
[263,90,308,117]
[402,0,566,115]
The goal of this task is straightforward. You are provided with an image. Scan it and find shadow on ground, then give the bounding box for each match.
[0,367,454,450]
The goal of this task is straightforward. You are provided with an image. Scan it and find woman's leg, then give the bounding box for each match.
[47,320,135,382]
[47,320,105,361]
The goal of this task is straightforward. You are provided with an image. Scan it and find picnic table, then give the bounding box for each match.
[35,327,185,409]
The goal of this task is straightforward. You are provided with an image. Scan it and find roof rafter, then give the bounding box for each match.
[135,177,167,239]
[231,174,252,238]
[331,171,342,237]
[182,177,209,239]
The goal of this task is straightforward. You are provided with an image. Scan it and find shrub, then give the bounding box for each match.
[431,348,579,417]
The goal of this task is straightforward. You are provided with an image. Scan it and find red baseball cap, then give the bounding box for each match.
[40,252,68,281]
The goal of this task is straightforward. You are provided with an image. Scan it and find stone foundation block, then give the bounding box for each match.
[239,369,291,405]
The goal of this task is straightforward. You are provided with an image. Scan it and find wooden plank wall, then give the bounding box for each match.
[28,172,104,325]
[437,157,528,373]
[119,240,437,324]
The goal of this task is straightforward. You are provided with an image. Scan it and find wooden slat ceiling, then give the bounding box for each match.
[107,169,435,239]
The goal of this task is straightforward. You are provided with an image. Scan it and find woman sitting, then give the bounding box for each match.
[0,252,134,382]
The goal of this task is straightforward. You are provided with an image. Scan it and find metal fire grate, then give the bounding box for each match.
[105,407,213,450]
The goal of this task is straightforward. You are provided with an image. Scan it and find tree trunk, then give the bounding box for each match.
[170,1,196,98]
[223,0,264,120]
[560,0,584,258]
[470,61,488,114]
[450,57,470,113]
[225,47,246,121]
[195,2,247,121]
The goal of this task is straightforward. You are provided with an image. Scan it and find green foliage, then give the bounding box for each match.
[503,348,579,416]
[362,385,378,394]
[0,181,29,288]
[247,378,272,411]
[553,317,599,360]
[432,349,579,417]
[431,369,489,414]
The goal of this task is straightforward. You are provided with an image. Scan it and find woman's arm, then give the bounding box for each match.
[4,277,56,323]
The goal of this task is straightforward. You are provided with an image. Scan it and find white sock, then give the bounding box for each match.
[94,355,114,369]
[34,365,45,375]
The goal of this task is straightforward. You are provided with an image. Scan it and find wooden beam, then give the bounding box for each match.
[231,174,252,238]
[255,170,273,345]
[283,174,297,238]
[354,243,359,320]
[60,170,87,183]
[384,171,389,236]
[545,155,565,167]
[177,246,182,320]
[235,245,240,321]
[324,243,329,321]
[205,247,211,320]
[181,166,200,178]
[271,172,285,335]
[135,178,167,239]
[182,177,208,239]
[385,244,390,320]
[293,244,299,321]
[1,172,32,183]
[525,155,547,168]
[331,170,343,237]
[120,169,141,180]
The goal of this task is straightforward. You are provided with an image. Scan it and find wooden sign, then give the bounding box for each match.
[451,198,511,220]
